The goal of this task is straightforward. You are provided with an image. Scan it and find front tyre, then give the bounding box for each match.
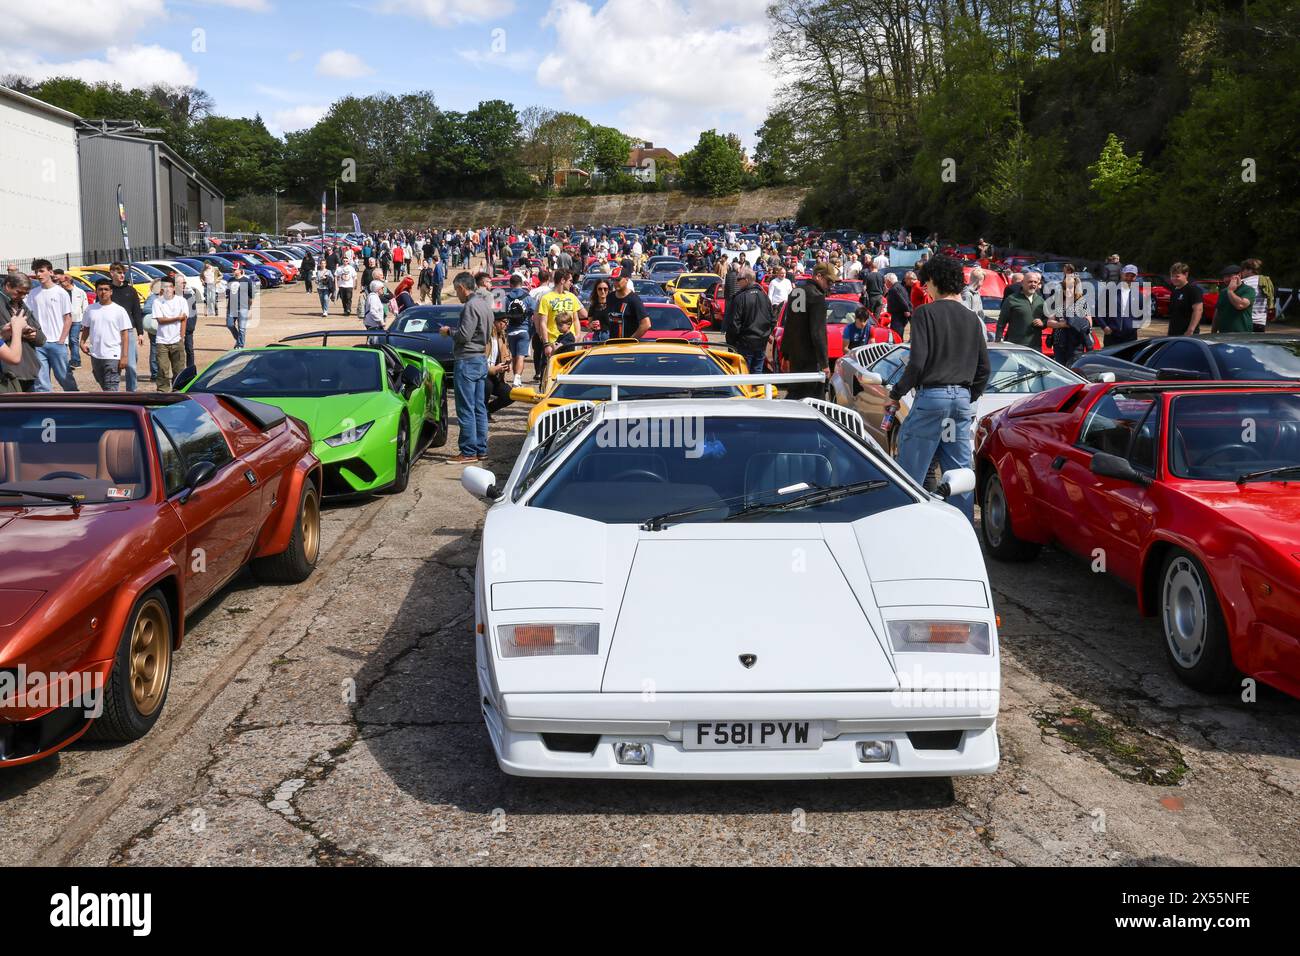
[1160,549,1236,692]
[388,419,411,494]
[254,480,321,583]
[89,589,173,742]
[980,472,1040,561]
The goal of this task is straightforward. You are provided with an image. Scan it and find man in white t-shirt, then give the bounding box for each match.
[80,279,133,392]
[767,267,793,308]
[873,250,889,271]
[54,270,88,369]
[28,259,77,391]
[335,261,357,315]
[152,277,188,390]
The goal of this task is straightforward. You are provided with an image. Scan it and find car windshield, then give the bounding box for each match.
[985,350,1080,393]
[1210,341,1300,380]
[392,308,459,333]
[551,352,740,400]
[190,348,381,397]
[528,416,913,524]
[1169,392,1300,481]
[647,308,694,332]
[674,275,716,291]
[0,408,149,505]
[825,300,859,324]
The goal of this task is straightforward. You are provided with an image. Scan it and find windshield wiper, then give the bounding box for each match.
[0,488,85,510]
[721,479,889,522]
[641,482,818,531]
[1236,464,1300,483]
[988,368,1050,392]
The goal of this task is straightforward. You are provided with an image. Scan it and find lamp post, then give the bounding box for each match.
[333,179,339,231]
[274,187,284,238]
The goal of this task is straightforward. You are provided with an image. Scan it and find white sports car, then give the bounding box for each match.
[460,374,1000,779]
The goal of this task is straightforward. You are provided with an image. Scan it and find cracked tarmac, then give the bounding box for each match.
[2,286,1298,866]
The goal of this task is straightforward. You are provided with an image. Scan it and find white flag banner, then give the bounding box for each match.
[889,248,925,268]
[721,248,761,266]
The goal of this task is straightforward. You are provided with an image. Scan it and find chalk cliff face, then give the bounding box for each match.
[273,187,809,230]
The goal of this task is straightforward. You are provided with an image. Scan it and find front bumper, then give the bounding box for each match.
[480,690,1000,780]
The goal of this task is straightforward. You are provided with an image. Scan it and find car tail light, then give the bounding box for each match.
[887,620,991,655]
[498,623,598,658]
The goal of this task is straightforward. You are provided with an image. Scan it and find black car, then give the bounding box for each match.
[1072,335,1300,383]
[388,306,462,382]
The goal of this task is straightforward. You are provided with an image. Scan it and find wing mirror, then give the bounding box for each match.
[935,468,976,499]
[178,460,218,504]
[1090,452,1151,486]
[510,385,542,403]
[857,370,884,386]
[173,365,197,391]
[461,465,501,500]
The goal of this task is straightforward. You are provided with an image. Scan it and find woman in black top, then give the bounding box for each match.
[586,279,613,340]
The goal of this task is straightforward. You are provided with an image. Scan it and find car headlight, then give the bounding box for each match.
[887,620,991,655]
[498,623,599,659]
[323,420,374,447]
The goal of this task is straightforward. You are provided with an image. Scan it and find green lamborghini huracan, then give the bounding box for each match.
[179,333,447,497]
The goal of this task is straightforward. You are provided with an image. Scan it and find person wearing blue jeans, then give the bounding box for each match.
[444,272,493,462]
[225,265,256,349]
[885,254,990,523]
[34,341,78,392]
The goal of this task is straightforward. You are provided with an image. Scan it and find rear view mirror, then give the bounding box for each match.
[461,466,501,500]
[857,370,884,386]
[179,460,218,504]
[936,468,976,499]
[1090,452,1151,486]
[510,386,542,403]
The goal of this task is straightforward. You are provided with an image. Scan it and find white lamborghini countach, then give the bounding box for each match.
[460,373,1000,779]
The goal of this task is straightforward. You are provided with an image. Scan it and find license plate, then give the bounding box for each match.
[683,721,821,751]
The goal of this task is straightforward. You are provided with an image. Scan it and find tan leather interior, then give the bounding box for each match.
[98,429,142,483]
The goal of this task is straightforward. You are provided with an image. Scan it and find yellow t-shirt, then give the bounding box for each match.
[537,290,582,342]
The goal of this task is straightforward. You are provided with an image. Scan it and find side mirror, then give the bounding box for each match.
[1096,371,1116,383]
[173,365,197,391]
[178,460,218,503]
[461,465,501,500]
[510,385,542,403]
[935,468,976,499]
[857,370,884,386]
[1090,452,1151,486]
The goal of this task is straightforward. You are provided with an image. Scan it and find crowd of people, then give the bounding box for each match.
[3,222,1283,491]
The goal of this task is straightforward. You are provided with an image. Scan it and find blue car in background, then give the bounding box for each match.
[388,305,458,382]
[218,252,283,287]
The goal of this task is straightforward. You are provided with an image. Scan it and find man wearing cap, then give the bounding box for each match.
[781,263,832,400]
[1098,264,1146,346]
[1212,264,1256,334]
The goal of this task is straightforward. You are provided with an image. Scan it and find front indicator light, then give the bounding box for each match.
[615,741,650,765]
[857,740,893,763]
[323,420,374,447]
[887,620,991,655]
[498,623,598,658]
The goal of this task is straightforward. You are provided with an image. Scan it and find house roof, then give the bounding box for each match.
[627,145,677,168]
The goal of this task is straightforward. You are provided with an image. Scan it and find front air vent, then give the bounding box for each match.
[907,730,965,751]
[541,733,600,754]
[535,401,596,442]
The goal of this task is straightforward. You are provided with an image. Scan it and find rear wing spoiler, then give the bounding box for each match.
[554,372,824,400]
[278,330,434,350]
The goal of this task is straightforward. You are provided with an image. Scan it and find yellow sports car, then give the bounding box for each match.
[67,265,153,301]
[511,339,763,428]
[663,272,722,317]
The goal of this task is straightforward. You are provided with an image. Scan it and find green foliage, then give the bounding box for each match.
[1087,133,1153,205]
[583,125,633,177]
[680,129,746,196]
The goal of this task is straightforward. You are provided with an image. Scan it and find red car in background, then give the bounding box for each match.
[0,394,322,766]
[234,249,297,282]
[768,292,901,372]
[641,303,709,343]
[976,380,1300,699]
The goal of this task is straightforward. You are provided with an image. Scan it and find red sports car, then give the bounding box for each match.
[975,380,1300,698]
[0,393,322,766]
[768,293,899,371]
[641,303,708,342]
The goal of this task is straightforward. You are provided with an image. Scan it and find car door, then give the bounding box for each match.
[152,400,265,608]
[1051,390,1159,581]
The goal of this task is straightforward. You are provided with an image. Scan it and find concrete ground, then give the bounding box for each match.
[3,277,1297,866]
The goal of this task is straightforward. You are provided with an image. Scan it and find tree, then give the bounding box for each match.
[188,115,284,199]
[582,125,633,177]
[680,129,746,196]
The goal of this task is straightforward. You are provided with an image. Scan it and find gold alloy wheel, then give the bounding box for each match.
[129,599,172,717]
[302,486,321,566]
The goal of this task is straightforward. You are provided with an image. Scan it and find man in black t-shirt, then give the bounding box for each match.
[608,275,649,338]
[1166,262,1204,336]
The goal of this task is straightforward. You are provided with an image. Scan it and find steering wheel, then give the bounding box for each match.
[39,471,89,480]
[1198,444,1264,466]
[609,469,667,483]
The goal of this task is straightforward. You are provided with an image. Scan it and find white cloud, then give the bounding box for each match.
[315,50,374,78]
[535,0,776,150]
[4,45,198,91]
[457,48,534,71]
[8,0,165,51]
[271,104,328,133]
[379,0,514,24]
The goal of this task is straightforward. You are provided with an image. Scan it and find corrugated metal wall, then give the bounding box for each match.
[0,98,83,262]
[78,135,159,253]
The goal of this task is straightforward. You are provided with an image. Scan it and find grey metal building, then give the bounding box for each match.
[77,123,224,260]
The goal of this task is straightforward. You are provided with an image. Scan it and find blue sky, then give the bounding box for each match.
[4,0,777,152]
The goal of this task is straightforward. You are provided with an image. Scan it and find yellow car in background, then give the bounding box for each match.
[663,272,722,317]
[511,339,763,428]
[67,265,152,301]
